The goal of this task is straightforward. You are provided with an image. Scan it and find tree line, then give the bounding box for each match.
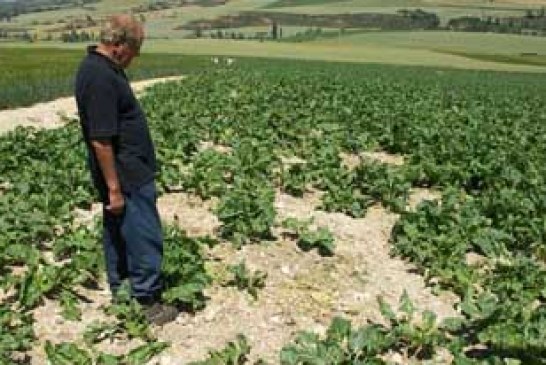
[448,8,546,35]
[0,0,99,22]
[184,8,546,39]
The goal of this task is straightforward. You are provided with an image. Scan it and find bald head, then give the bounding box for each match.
[100,14,144,51]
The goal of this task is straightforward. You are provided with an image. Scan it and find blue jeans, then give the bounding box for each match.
[102,181,163,301]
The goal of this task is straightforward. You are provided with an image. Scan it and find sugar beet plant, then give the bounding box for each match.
[3,59,546,362]
[281,293,449,364]
[139,64,546,362]
[0,124,210,362]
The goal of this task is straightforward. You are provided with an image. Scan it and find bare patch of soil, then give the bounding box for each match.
[29,187,457,364]
[408,187,441,210]
[154,190,458,364]
[340,151,405,170]
[0,76,185,134]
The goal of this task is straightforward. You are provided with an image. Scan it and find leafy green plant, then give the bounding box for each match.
[282,218,335,256]
[298,228,335,256]
[161,225,211,310]
[225,261,267,300]
[124,341,170,365]
[82,281,151,343]
[281,293,449,364]
[45,341,93,365]
[45,340,169,365]
[189,334,251,365]
[320,160,410,217]
[59,289,82,321]
[280,162,312,197]
[184,149,234,199]
[216,178,276,247]
[0,305,34,364]
[83,300,151,343]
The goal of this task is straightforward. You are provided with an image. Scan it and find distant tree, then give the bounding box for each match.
[271,21,278,39]
[86,15,94,25]
[22,31,32,42]
[80,31,90,42]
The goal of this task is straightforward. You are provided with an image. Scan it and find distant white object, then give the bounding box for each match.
[210,57,235,66]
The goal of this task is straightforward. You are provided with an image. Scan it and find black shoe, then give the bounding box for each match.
[141,302,179,326]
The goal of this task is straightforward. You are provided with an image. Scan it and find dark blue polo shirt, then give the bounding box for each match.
[75,46,157,198]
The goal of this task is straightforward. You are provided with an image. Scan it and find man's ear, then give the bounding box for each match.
[112,47,122,63]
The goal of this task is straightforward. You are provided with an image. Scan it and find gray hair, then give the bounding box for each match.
[100,14,143,47]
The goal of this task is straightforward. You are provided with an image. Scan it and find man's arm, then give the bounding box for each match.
[91,139,124,215]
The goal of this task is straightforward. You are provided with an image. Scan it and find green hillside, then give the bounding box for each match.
[1,0,546,73]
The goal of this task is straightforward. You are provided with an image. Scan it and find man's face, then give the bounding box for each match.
[115,35,143,68]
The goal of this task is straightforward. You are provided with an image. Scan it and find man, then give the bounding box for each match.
[75,14,177,325]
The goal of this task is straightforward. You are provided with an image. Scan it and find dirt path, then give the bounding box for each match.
[0,75,184,134]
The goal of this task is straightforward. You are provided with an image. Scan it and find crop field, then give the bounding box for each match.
[4,0,546,79]
[313,31,546,55]
[2,35,545,113]
[129,37,546,72]
[1,59,546,363]
[0,47,214,110]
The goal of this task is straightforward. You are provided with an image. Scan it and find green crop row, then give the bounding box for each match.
[0,124,210,363]
[2,59,546,363]
[140,64,546,362]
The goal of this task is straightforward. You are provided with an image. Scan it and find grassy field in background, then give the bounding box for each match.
[0,46,213,109]
[313,31,546,55]
[439,51,546,66]
[129,30,546,73]
[140,37,546,72]
[2,29,546,76]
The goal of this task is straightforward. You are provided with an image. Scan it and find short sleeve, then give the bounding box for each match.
[83,74,119,139]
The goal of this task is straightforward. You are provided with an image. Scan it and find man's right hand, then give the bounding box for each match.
[91,139,124,215]
[107,189,125,215]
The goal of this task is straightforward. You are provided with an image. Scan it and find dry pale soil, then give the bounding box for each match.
[1,77,459,365]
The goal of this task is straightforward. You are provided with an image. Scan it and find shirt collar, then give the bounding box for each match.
[87,45,123,73]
